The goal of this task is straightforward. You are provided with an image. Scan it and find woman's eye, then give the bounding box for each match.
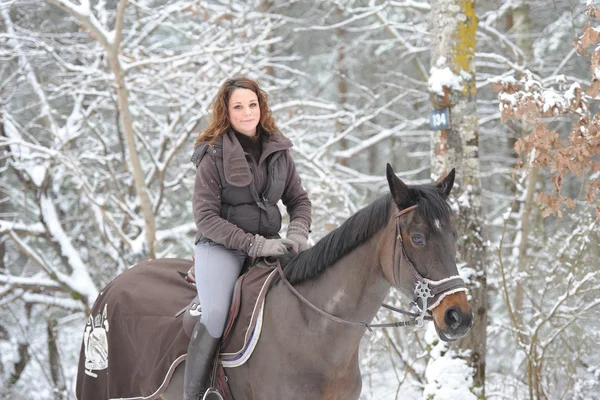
[411,235,425,246]
[250,103,257,107]
[234,105,241,109]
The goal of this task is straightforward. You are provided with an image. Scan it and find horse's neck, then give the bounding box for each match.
[297,232,390,348]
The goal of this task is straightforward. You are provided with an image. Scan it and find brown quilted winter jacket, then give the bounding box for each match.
[191,129,312,253]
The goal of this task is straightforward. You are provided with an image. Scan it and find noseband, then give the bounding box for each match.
[276,205,467,330]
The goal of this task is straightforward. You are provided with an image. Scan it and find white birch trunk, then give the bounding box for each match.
[429,0,488,393]
[508,2,536,326]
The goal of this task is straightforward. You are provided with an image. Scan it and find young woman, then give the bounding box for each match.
[184,77,312,399]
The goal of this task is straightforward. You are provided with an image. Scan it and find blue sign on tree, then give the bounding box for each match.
[429,108,450,130]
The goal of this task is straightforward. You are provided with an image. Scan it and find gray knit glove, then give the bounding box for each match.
[248,235,295,257]
[286,220,310,253]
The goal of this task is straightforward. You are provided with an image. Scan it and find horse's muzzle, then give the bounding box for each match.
[437,306,473,342]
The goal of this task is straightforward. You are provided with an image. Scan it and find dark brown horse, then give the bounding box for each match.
[159,165,472,399]
[76,165,472,400]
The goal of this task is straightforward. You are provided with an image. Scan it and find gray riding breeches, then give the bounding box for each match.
[194,241,246,338]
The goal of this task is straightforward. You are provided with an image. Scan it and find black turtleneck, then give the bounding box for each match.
[234,129,263,164]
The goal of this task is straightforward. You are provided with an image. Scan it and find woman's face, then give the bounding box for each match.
[228,88,260,136]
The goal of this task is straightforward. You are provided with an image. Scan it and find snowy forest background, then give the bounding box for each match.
[1,0,599,399]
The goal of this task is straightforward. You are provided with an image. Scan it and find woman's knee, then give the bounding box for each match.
[202,306,230,338]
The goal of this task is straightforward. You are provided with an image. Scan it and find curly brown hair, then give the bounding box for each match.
[195,77,279,146]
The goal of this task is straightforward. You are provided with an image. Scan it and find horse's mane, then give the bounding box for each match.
[281,184,452,284]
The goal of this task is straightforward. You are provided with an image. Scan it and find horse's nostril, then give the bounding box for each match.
[445,307,462,330]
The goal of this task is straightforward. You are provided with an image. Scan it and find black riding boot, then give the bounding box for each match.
[183,321,220,400]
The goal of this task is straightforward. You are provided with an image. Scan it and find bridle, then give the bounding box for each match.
[276,205,468,330]
[391,205,467,327]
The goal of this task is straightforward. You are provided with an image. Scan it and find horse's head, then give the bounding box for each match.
[379,164,472,342]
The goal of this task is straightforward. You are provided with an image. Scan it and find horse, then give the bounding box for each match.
[77,164,472,400]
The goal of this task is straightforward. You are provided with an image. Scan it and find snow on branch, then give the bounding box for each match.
[0,273,63,291]
[309,91,411,161]
[45,0,114,49]
[0,220,45,237]
[332,121,427,159]
[39,195,98,305]
[293,3,388,33]
[389,1,431,12]
[22,293,85,311]
[155,222,196,241]
[1,9,70,151]
[478,20,527,62]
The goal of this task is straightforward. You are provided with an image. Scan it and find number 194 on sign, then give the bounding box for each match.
[429,108,450,130]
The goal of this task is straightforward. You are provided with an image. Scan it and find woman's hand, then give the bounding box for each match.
[249,235,296,257]
[286,220,310,253]
[286,234,308,253]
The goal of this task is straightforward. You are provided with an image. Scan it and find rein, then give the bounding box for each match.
[276,262,427,331]
[276,205,467,330]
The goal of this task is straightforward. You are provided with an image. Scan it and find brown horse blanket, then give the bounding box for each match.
[75,258,275,400]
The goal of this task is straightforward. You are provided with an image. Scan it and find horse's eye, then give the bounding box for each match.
[411,234,425,246]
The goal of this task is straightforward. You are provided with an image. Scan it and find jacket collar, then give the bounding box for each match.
[214,129,293,187]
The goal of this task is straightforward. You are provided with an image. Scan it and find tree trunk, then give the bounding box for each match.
[258,0,274,77]
[506,3,537,327]
[109,57,156,258]
[47,0,157,259]
[430,0,488,393]
[8,304,32,387]
[335,9,349,168]
[47,317,66,399]
[0,117,6,271]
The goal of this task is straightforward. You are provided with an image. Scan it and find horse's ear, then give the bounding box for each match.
[437,168,456,198]
[386,164,412,207]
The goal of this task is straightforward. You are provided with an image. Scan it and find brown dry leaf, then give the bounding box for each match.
[214,13,233,23]
[538,193,564,217]
[497,21,599,220]
[491,81,504,93]
[587,80,600,98]
[578,24,600,50]
[514,138,526,155]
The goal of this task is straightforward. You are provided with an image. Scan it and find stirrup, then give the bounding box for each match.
[201,387,224,400]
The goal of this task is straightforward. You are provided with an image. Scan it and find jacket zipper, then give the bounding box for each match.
[260,163,275,203]
[247,153,265,234]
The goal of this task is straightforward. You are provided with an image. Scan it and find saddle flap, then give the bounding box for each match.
[221,265,275,350]
[222,274,245,340]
